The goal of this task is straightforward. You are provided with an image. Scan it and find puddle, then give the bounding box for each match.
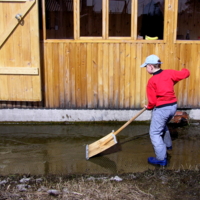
[0,123,200,175]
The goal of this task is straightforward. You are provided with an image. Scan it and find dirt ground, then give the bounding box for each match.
[0,168,200,200]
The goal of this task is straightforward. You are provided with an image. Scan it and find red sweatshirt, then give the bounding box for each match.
[146,68,190,110]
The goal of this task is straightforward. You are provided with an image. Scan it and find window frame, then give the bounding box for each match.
[174,0,200,44]
[41,0,168,43]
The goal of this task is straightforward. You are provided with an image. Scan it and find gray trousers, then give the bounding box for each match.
[149,104,177,160]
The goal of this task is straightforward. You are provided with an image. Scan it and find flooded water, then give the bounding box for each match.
[0,123,200,175]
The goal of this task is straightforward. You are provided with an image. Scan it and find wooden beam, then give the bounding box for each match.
[0,0,35,48]
[131,0,137,40]
[0,67,39,75]
[102,0,108,39]
[42,0,46,40]
[0,0,26,1]
[74,0,79,39]
[173,0,178,42]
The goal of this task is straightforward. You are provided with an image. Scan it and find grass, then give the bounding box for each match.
[1,168,200,200]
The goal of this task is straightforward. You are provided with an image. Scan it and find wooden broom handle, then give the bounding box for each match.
[100,107,146,147]
[113,107,146,136]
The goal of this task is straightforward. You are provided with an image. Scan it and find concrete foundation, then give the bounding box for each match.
[0,109,200,122]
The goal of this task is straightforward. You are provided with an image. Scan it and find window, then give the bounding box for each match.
[177,0,200,40]
[39,0,166,40]
[109,0,132,37]
[137,0,164,40]
[80,0,102,36]
[45,0,74,39]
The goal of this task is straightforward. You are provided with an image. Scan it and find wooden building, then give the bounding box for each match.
[0,0,199,110]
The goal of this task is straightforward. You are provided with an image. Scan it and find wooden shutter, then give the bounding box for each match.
[0,0,41,101]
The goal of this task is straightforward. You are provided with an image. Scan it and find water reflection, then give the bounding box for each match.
[0,124,199,175]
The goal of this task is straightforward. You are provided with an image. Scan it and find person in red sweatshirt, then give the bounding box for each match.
[140,54,190,166]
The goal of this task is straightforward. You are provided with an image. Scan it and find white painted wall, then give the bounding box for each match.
[0,109,199,122]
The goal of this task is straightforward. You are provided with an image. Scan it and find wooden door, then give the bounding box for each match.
[0,0,41,101]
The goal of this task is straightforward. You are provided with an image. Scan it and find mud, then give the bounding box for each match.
[0,122,200,175]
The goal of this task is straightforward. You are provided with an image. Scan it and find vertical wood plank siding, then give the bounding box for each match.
[0,42,198,109]
[41,42,195,109]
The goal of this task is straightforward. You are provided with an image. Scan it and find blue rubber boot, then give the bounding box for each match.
[148,157,167,166]
[167,146,172,150]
